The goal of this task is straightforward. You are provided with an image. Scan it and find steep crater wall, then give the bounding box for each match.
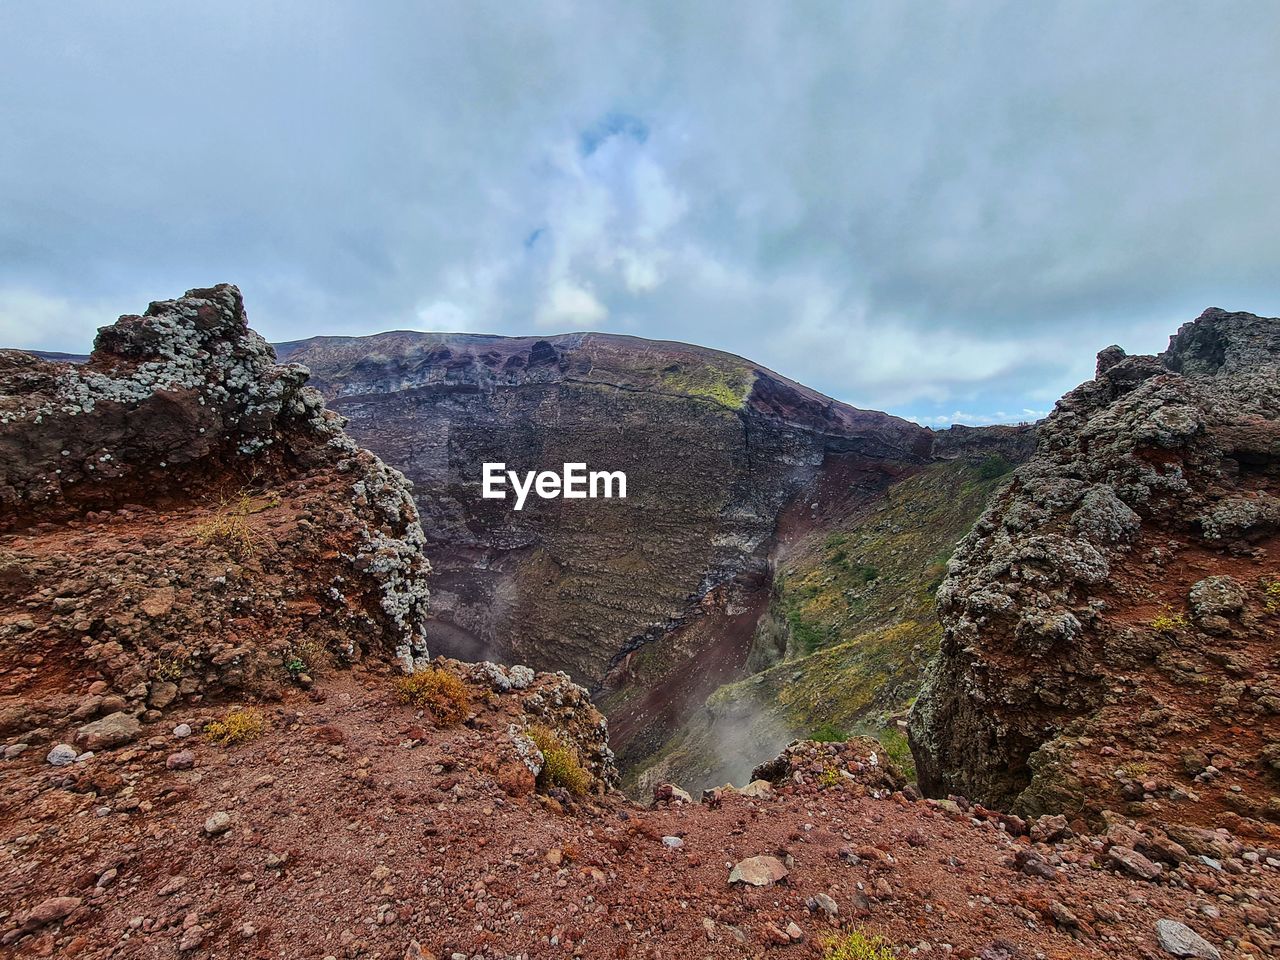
[280,331,1035,783]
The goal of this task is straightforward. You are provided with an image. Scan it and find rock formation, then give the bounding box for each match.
[910,308,1280,828]
[0,284,432,740]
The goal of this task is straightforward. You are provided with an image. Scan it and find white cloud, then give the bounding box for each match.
[0,288,121,353]
[0,2,1277,422]
[535,279,608,330]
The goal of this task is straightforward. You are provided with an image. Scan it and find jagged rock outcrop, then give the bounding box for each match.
[0,286,432,740]
[910,308,1280,827]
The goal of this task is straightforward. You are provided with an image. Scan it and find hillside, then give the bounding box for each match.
[279,331,1034,783]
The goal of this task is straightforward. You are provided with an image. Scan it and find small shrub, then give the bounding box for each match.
[822,930,901,960]
[527,725,591,795]
[194,493,258,560]
[1119,761,1152,780]
[809,723,847,743]
[1151,609,1188,632]
[393,668,471,726]
[877,727,916,782]
[817,764,841,789]
[976,455,1013,480]
[152,650,192,682]
[205,707,266,746]
[1262,579,1280,613]
[283,636,325,677]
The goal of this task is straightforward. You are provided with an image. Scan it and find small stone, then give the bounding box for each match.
[166,750,195,770]
[204,811,232,836]
[1154,918,1220,959]
[173,724,193,738]
[661,836,684,849]
[807,893,838,917]
[785,921,803,941]
[1188,576,1246,619]
[1049,900,1079,927]
[46,743,78,766]
[728,855,788,886]
[4,743,28,759]
[737,780,774,799]
[75,711,142,751]
[149,681,179,709]
[178,926,205,952]
[27,896,81,928]
[1108,844,1163,880]
[1030,814,1070,843]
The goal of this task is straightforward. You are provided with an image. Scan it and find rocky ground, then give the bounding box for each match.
[1,664,1277,959]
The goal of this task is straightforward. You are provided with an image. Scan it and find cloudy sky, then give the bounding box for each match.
[2,2,1277,425]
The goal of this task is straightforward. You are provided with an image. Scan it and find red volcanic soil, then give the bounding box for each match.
[2,669,1275,960]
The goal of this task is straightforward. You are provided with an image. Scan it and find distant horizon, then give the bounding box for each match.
[18,303,1245,430]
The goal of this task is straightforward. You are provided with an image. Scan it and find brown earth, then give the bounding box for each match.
[2,667,1276,959]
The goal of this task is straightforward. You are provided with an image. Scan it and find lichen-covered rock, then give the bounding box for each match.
[0,285,431,732]
[445,658,619,791]
[910,308,1280,826]
[1187,576,1247,619]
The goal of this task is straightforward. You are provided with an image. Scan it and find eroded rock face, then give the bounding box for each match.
[277,331,948,685]
[910,308,1280,826]
[0,286,431,737]
[279,331,1035,783]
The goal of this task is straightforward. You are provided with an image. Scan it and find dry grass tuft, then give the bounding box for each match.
[821,931,901,960]
[205,707,266,746]
[393,668,471,727]
[194,492,259,560]
[528,724,591,795]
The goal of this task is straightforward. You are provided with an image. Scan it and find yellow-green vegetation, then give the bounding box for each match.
[151,649,192,682]
[778,460,1007,658]
[633,459,1009,793]
[817,764,841,789]
[193,490,271,560]
[809,722,847,743]
[1151,609,1189,632]
[877,727,915,782]
[1262,578,1280,613]
[658,361,753,409]
[821,930,901,960]
[283,636,325,677]
[393,668,472,726]
[528,725,591,795]
[205,707,266,746]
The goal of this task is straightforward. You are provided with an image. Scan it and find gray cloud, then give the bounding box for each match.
[2,1,1277,424]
